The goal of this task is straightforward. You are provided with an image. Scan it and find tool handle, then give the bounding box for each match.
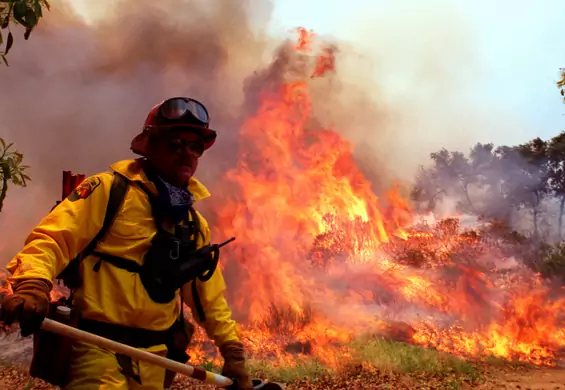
[40,318,233,387]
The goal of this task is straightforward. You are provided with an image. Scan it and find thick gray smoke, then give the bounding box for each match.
[0,0,510,263]
[0,0,277,263]
[0,0,396,264]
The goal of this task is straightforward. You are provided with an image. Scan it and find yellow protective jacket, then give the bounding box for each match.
[6,159,240,347]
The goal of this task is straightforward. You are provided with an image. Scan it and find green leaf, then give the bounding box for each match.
[12,151,23,164]
[0,30,3,46]
[0,138,5,149]
[0,53,7,66]
[41,0,50,11]
[24,26,32,40]
[5,30,12,55]
[33,0,42,17]
[13,1,29,28]
[22,174,31,181]
[0,2,10,29]
[24,5,38,27]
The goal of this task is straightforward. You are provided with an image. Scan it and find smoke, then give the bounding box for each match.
[312,0,536,184]
[0,0,564,367]
[0,0,276,263]
[0,0,527,261]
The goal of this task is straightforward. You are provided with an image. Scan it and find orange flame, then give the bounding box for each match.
[0,27,563,370]
[198,28,565,367]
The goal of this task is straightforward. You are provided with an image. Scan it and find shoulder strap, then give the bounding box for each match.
[84,172,129,258]
[188,206,206,243]
[57,172,129,285]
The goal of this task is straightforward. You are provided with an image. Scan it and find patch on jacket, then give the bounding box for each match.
[68,176,101,201]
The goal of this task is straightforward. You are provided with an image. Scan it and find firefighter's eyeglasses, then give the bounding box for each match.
[165,137,205,158]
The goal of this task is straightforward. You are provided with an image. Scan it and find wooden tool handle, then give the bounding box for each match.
[41,318,233,387]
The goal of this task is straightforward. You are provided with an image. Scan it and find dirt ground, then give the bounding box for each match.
[1,365,565,390]
[478,367,565,390]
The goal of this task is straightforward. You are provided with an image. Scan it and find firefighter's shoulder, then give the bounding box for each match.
[66,171,113,202]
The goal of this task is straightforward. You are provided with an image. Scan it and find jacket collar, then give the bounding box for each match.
[109,158,211,202]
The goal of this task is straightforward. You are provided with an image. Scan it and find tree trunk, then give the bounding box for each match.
[533,192,540,240]
[559,195,565,241]
[0,160,10,213]
[0,176,7,213]
[462,183,477,214]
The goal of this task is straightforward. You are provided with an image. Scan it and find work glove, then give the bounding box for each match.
[220,341,253,390]
[0,279,51,337]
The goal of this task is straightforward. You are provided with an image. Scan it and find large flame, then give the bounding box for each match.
[190,28,565,368]
[1,22,564,371]
[216,29,408,319]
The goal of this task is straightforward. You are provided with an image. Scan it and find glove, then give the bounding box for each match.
[0,279,51,337]
[220,341,253,390]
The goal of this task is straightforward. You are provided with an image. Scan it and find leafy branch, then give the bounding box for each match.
[0,0,51,66]
[0,136,31,212]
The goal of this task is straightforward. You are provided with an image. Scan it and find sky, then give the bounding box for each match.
[267,0,565,145]
[68,0,565,148]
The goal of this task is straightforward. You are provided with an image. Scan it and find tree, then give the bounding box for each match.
[0,0,51,66]
[488,139,549,238]
[411,145,500,215]
[413,138,553,235]
[515,138,550,238]
[411,165,445,212]
[467,143,510,220]
[547,132,565,238]
[0,137,31,212]
[411,148,476,214]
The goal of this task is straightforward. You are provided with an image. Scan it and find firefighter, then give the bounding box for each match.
[0,97,253,389]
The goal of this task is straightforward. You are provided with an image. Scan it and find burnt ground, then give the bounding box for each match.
[0,328,564,389]
[1,362,564,390]
[478,367,565,390]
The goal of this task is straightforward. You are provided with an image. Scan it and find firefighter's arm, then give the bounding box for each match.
[182,220,241,347]
[6,173,112,288]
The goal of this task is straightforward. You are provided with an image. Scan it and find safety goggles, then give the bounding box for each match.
[165,137,205,158]
[159,97,210,126]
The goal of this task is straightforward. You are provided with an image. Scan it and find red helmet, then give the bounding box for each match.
[131,97,217,156]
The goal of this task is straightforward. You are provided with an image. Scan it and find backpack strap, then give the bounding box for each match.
[191,280,206,322]
[57,171,129,289]
[64,174,207,323]
[188,206,206,244]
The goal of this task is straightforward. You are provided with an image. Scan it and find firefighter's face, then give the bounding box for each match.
[146,130,204,187]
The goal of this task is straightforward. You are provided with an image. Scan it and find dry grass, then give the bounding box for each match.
[0,334,486,389]
[187,335,484,389]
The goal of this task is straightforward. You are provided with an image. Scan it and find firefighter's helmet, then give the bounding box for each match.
[131,97,217,156]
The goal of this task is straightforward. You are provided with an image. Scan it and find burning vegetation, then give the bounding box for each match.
[185,29,565,370]
[1,25,564,382]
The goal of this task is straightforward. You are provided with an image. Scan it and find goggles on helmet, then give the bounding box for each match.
[158,97,209,126]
